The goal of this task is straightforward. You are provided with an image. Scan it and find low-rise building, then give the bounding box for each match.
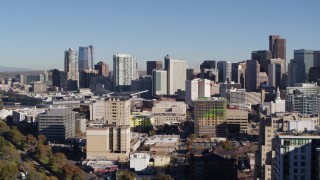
[130,153,151,171]
[130,112,154,127]
[12,108,46,124]
[226,109,248,133]
[152,101,186,126]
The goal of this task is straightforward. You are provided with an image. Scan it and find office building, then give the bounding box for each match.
[228,88,262,105]
[51,69,67,90]
[94,61,109,77]
[219,81,241,98]
[314,51,320,67]
[251,50,272,72]
[309,66,320,83]
[217,61,232,82]
[131,75,152,99]
[79,69,98,88]
[286,92,319,115]
[185,78,211,105]
[64,48,79,89]
[268,60,283,88]
[193,97,227,138]
[104,97,131,125]
[200,60,216,69]
[152,101,186,125]
[113,53,138,91]
[32,81,47,92]
[269,35,286,60]
[152,70,167,96]
[86,125,131,162]
[164,55,187,95]
[288,58,306,87]
[294,49,314,81]
[78,45,94,71]
[146,61,162,75]
[89,101,105,122]
[246,60,268,92]
[38,106,76,143]
[286,82,319,95]
[226,109,248,133]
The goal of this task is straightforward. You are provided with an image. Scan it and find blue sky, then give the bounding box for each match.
[1,1,320,70]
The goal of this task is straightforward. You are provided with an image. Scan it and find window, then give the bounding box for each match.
[294,162,298,166]
[294,169,298,173]
[301,168,306,173]
[294,155,298,160]
[301,162,306,166]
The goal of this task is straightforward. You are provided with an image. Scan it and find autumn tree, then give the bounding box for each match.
[35,143,52,157]
[154,173,174,180]
[62,163,84,180]
[0,121,9,133]
[116,170,137,180]
[0,161,19,180]
[49,152,66,167]
[38,134,46,144]
[221,140,232,151]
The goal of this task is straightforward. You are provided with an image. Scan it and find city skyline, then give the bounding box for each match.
[1,1,320,70]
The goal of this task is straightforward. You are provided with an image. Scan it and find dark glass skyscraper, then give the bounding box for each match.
[78,45,94,71]
[269,35,286,60]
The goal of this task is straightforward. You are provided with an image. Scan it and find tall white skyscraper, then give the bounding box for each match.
[164,55,187,95]
[152,69,167,96]
[185,78,211,105]
[113,53,138,91]
[64,48,79,88]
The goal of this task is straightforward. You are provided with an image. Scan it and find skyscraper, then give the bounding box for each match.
[152,69,167,96]
[313,51,320,67]
[288,59,306,87]
[269,35,286,60]
[245,60,268,92]
[294,49,314,81]
[78,45,94,71]
[94,61,109,77]
[164,55,187,95]
[146,61,162,75]
[64,48,79,89]
[251,50,272,72]
[217,61,232,83]
[113,53,138,91]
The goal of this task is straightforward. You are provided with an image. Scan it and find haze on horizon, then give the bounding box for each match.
[0,1,320,70]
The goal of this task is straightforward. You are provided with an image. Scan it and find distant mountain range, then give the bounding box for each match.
[0,66,32,72]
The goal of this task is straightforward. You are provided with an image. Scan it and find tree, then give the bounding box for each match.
[0,161,19,180]
[62,163,84,180]
[35,143,52,157]
[188,133,196,142]
[0,121,9,133]
[6,128,26,145]
[49,152,66,167]
[38,134,46,144]
[116,170,137,180]
[19,161,36,175]
[148,130,156,136]
[221,140,232,150]
[154,173,174,180]
[26,134,38,147]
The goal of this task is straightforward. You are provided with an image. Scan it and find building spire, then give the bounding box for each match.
[276,86,281,100]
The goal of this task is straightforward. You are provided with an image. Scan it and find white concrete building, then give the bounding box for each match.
[0,109,12,119]
[130,153,151,171]
[12,108,46,124]
[76,118,87,134]
[185,78,211,105]
[165,55,187,95]
[152,101,186,125]
[90,100,105,121]
[152,70,167,96]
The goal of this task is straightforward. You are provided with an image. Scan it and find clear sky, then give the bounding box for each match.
[1,1,320,70]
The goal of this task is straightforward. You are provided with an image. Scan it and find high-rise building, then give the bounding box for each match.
[251,50,272,72]
[38,106,76,143]
[78,45,94,71]
[245,60,268,92]
[294,49,314,81]
[80,69,98,88]
[309,67,320,83]
[64,48,79,89]
[269,35,286,60]
[313,51,320,67]
[131,75,152,99]
[185,78,212,105]
[200,60,216,69]
[94,61,109,77]
[146,61,162,75]
[164,55,187,95]
[86,97,131,161]
[113,53,138,92]
[193,97,227,138]
[152,70,167,96]
[217,61,232,82]
[288,59,305,87]
[268,60,283,88]
[51,69,67,90]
